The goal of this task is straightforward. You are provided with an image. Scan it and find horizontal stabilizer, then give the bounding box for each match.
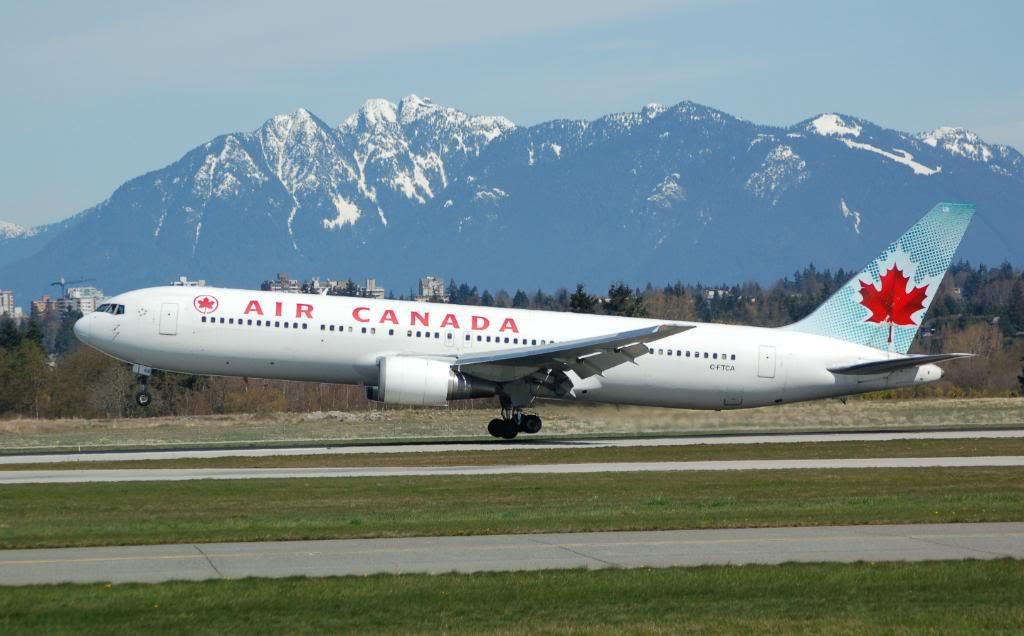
[829,353,974,376]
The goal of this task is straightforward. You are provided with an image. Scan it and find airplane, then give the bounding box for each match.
[75,202,975,439]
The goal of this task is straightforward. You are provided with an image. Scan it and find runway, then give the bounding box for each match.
[3,428,1022,465]
[1,522,1020,585]
[2,455,1023,484]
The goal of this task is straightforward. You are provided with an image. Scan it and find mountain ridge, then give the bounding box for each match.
[1,96,1022,304]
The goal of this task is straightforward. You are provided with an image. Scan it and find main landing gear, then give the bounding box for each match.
[487,407,542,440]
[132,364,152,408]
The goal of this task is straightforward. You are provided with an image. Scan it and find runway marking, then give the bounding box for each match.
[3,428,1022,465]
[2,455,1023,484]
[1,523,1021,585]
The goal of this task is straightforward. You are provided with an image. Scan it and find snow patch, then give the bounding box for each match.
[745,145,809,203]
[473,187,508,204]
[0,220,32,239]
[840,198,862,234]
[917,126,994,162]
[647,173,685,208]
[322,196,361,230]
[841,139,940,175]
[810,114,862,137]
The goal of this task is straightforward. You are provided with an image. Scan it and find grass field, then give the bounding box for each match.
[2,467,1022,549]
[1,560,1021,634]
[1,398,1021,452]
[5,436,1024,471]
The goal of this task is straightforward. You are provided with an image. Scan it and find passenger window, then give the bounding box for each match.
[220,317,225,324]
[248,319,253,326]
[416,331,422,338]
[676,350,681,356]
[704,352,709,358]
[486,336,491,342]
[448,333,453,340]
[477,335,482,342]
[658,349,663,355]
[541,340,546,345]
[371,328,376,334]
[407,330,412,337]
[686,351,690,357]
[361,327,367,334]
[302,324,308,330]
[275,321,280,327]
[435,332,439,339]
[731,354,736,361]
[713,353,718,359]
[465,334,470,341]
[504,337,509,343]
[201,316,207,323]
[532,339,537,345]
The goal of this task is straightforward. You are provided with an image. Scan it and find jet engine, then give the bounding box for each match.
[365,356,497,406]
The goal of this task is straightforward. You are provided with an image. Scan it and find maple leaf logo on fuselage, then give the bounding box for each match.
[858,264,928,343]
[193,295,219,314]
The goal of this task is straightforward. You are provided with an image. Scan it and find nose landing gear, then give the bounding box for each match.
[487,407,543,439]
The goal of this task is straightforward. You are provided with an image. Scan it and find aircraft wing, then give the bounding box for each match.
[453,323,694,383]
[828,352,974,375]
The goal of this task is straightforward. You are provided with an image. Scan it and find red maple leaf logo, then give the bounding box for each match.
[858,264,928,342]
[193,295,218,314]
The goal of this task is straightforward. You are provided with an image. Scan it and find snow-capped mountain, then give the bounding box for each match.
[0,221,31,240]
[1,97,1022,302]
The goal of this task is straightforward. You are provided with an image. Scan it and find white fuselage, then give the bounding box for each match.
[74,286,942,410]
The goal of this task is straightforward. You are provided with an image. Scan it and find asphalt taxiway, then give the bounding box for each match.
[1,522,1020,585]
[2,455,1023,484]
[3,428,1022,465]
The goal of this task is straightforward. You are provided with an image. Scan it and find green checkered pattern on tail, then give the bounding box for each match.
[784,202,974,354]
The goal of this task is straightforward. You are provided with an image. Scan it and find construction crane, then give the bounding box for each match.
[51,277,96,299]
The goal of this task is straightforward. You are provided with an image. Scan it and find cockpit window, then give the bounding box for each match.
[94,303,123,315]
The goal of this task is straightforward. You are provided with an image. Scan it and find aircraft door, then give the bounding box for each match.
[757,345,776,378]
[445,329,456,348]
[159,303,179,335]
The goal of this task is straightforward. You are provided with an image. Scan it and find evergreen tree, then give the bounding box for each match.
[1003,280,1024,336]
[512,290,530,308]
[568,284,596,314]
[605,282,646,317]
[24,318,44,347]
[481,290,495,306]
[0,315,19,351]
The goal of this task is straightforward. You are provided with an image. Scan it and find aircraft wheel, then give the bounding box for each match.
[135,391,151,407]
[499,421,519,440]
[520,414,542,434]
[487,418,505,438]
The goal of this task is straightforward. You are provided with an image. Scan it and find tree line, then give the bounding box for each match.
[1,262,1022,419]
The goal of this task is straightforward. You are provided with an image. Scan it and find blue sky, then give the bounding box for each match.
[2,0,1021,227]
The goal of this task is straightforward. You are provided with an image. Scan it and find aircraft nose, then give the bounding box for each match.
[73,314,93,344]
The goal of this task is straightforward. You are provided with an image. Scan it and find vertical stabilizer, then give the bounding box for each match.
[784,202,974,354]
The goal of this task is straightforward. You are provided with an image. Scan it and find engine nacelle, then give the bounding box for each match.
[365,357,497,406]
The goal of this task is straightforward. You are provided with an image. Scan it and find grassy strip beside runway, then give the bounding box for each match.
[2,560,1022,634]
[2,467,1022,549]
[6,436,1024,471]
